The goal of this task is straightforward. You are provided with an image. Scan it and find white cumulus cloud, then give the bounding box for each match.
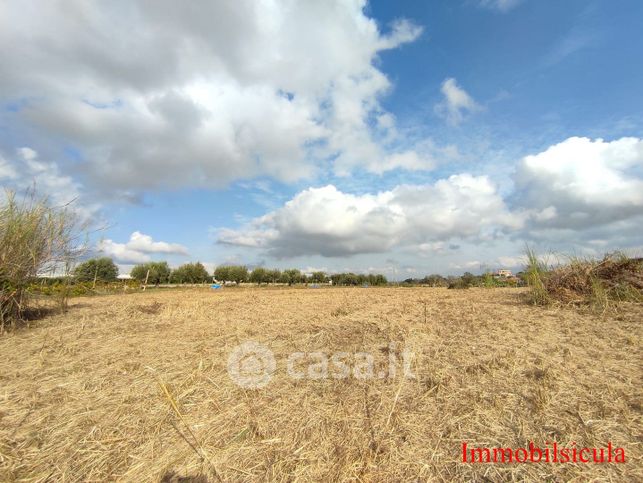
[0,0,424,194]
[127,231,189,255]
[216,136,643,260]
[515,136,643,229]
[217,174,524,258]
[97,231,188,263]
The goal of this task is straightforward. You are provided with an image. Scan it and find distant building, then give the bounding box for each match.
[495,269,513,278]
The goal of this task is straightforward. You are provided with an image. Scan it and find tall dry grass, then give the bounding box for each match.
[0,189,85,330]
[524,246,550,305]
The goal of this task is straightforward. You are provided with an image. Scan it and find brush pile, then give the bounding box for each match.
[544,253,643,306]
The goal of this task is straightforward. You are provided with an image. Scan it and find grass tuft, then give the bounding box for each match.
[524,246,550,305]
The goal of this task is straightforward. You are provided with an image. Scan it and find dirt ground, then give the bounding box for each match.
[0,287,641,482]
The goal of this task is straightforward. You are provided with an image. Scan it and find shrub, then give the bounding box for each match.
[0,189,84,329]
[422,274,448,287]
[447,278,470,290]
[28,279,142,297]
[447,272,477,290]
[482,272,497,287]
[460,272,478,287]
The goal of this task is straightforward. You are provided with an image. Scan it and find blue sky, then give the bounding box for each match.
[1,0,642,278]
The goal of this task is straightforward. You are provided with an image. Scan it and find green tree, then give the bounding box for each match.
[213,265,230,282]
[328,272,387,286]
[74,257,118,282]
[330,273,343,286]
[170,262,209,283]
[282,268,302,285]
[266,269,281,283]
[250,267,268,284]
[310,271,327,283]
[374,274,388,286]
[366,273,388,286]
[214,265,248,283]
[344,273,359,286]
[229,265,248,283]
[130,261,171,285]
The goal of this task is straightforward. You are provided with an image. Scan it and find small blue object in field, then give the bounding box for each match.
[309,284,320,288]
[362,283,369,288]
[210,284,221,289]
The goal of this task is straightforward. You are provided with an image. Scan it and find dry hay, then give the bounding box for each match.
[0,287,641,481]
[544,254,643,306]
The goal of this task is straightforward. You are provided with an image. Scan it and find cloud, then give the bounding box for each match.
[97,231,188,263]
[97,240,151,265]
[496,255,527,268]
[127,231,189,255]
[377,18,424,49]
[0,0,423,193]
[0,156,18,180]
[515,137,643,230]
[217,174,523,258]
[17,147,38,161]
[544,30,595,67]
[478,0,523,12]
[0,147,99,219]
[434,78,480,126]
[216,136,643,260]
[449,260,481,270]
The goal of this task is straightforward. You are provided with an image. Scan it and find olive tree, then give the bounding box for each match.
[74,257,118,282]
[130,261,171,285]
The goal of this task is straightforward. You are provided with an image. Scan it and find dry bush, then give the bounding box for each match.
[551,253,642,307]
[0,189,85,330]
[526,249,643,310]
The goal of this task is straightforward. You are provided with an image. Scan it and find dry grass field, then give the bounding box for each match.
[0,287,641,482]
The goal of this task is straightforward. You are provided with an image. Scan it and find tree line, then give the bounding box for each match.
[401,272,524,288]
[70,258,525,289]
[72,259,209,284]
[72,258,389,286]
